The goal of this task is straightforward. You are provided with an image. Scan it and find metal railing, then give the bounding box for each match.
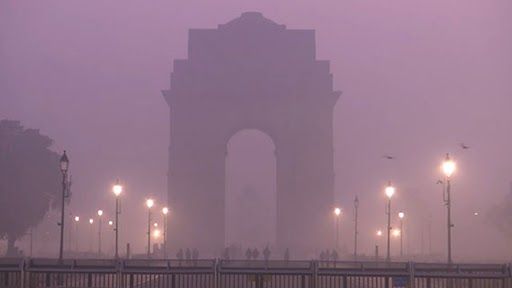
[0,258,510,288]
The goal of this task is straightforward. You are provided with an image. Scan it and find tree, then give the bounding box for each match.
[488,185,512,241]
[0,120,62,256]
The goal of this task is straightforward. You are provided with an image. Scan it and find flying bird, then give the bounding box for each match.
[459,143,470,150]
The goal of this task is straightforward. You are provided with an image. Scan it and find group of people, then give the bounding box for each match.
[243,246,271,260]
[223,246,291,261]
[319,249,338,262]
[176,248,199,261]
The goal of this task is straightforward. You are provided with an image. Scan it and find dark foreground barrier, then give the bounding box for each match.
[0,258,510,288]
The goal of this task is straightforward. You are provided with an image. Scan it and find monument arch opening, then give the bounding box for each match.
[163,12,340,257]
[225,129,277,249]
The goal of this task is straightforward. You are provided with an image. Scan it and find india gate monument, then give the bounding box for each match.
[162,12,340,257]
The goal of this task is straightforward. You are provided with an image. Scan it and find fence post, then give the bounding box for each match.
[312,261,317,288]
[408,262,415,288]
[20,259,25,288]
[116,259,122,288]
[45,273,50,287]
[214,259,219,288]
[87,273,92,287]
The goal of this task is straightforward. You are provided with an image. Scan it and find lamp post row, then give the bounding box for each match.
[331,153,456,263]
[58,150,456,263]
[58,151,170,259]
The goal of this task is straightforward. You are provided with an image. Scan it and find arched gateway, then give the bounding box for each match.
[162,12,340,257]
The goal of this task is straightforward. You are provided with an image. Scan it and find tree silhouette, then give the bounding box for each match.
[0,120,62,256]
[488,185,512,241]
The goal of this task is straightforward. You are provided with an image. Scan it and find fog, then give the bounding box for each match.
[1,0,511,261]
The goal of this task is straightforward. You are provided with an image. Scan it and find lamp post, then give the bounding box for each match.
[442,153,456,264]
[112,180,122,259]
[89,218,94,253]
[58,151,69,260]
[376,229,383,261]
[398,212,405,257]
[108,220,113,255]
[146,199,154,258]
[334,207,341,252]
[97,210,103,256]
[354,197,359,260]
[74,216,80,252]
[162,207,169,259]
[385,182,395,262]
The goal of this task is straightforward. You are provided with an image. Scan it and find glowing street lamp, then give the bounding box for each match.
[442,154,456,178]
[375,229,383,261]
[398,212,405,257]
[97,210,103,255]
[108,220,113,226]
[58,151,69,260]
[392,229,401,238]
[112,179,122,259]
[88,218,94,253]
[162,207,169,258]
[334,207,341,252]
[385,182,395,262]
[441,153,456,264]
[153,229,161,239]
[146,198,155,258]
[73,216,80,252]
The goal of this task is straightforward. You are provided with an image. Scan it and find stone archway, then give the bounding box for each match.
[162,12,340,257]
[225,129,277,248]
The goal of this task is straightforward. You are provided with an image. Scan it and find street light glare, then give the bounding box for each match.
[74,216,80,222]
[97,210,103,216]
[398,212,405,219]
[146,199,154,208]
[385,183,395,199]
[162,207,169,215]
[153,229,161,239]
[393,229,401,237]
[154,222,158,228]
[89,218,94,224]
[442,153,456,178]
[377,230,383,236]
[334,207,341,216]
[108,220,113,226]
[113,180,123,196]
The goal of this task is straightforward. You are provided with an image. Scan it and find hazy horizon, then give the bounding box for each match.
[1,0,511,260]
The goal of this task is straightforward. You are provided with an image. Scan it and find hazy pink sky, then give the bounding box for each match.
[1,0,511,259]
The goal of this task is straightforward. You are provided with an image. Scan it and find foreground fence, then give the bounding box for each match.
[0,258,511,288]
